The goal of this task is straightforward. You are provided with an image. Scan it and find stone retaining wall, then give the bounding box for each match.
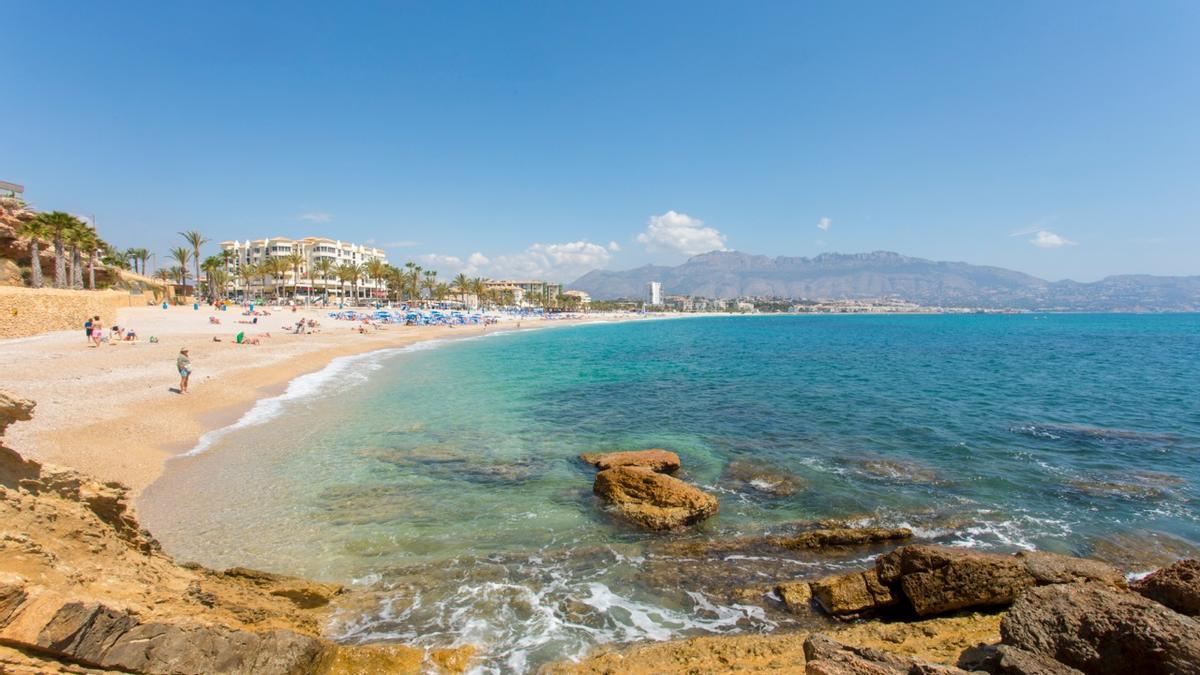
[0,287,139,339]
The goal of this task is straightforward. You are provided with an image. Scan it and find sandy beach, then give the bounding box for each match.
[0,304,648,500]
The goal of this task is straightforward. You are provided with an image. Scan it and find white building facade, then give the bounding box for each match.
[647,281,663,306]
[219,237,388,302]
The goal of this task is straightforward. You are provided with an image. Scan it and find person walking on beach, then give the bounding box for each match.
[84,316,95,343]
[176,348,192,394]
[90,318,103,348]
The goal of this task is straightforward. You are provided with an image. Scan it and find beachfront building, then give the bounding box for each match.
[482,279,564,308]
[647,281,663,306]
[562,290,591,308]
[219,237,388,302]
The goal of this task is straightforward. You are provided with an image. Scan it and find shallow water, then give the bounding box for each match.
[140,314,1200,672]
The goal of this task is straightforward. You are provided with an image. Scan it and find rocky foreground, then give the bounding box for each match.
[4,413,1199,674]
[556,450,1200,674]
[0,391,472,674]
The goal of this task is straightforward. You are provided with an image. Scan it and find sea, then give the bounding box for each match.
[138,314,1200,672]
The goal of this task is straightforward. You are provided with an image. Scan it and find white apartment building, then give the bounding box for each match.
[220,236,389,301]
[647,281,663,306]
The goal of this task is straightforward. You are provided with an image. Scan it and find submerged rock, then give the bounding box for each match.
[720,460,806,497]
[1001,583,1200,675]
[1088,530,1200,571]
[774,527,912,551]
[580,449,681,474]
[593,466,718,531]
[1131,558,1200,616]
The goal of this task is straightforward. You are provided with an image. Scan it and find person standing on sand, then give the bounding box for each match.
[176,348,192,393]
[84,316,94,343]
[90,318,103,348]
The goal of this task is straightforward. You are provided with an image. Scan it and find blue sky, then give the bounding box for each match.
[3,1,1198,283]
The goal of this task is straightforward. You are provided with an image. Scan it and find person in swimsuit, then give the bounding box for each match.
[176,348,192,393]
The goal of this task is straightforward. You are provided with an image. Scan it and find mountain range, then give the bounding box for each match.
[568,251,1200,311]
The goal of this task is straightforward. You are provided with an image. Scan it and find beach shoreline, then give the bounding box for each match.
[0,304,661,503]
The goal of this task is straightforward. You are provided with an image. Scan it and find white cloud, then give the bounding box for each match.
[817,216,831,231]
[416,241,612,281]
[636,210,727,256]
[607,240,621,252]
[1029,230,1076,248]
[299,212,332,223]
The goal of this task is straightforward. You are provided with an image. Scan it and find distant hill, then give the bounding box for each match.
[569,251,1200,311]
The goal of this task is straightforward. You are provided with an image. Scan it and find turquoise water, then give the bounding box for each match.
[140,314,1200,672]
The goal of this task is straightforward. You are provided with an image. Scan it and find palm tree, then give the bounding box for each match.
[452,272,470,306]
[336,262,359,303]
[62,220,91,289]
[201,255,225,299]
[15,217,48,288]
[285,251,305,299]
[79,227,100,290]
[434,282,450,302]
[365,258,388,298]
[470,277,488,309]
[179,230,209,298]
[32,212,79,288]
[238,262,257,300]
[421,269,438,301]
[169,246,192,293]
[136,248,151,277]
[313,257,334,301]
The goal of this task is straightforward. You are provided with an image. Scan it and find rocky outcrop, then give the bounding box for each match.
[1014,551,1127,589]
[1001,583,1200,674]
[774,527,912,551]
[1131,558,1200,616]
[960,644,1084,675]
[0,391,473,674]
[592,466,718,530]
[878,546,1037,617]
[721,460,805,497]
[579,449,681,473]
[802,633,968,674]
[810,571,899,618]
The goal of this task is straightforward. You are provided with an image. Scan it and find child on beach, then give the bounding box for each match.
[176,348,191,393]
[84,317,94,343]
[90,319,103,348]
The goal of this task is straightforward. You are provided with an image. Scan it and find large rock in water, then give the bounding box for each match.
[774,527,912,551]
[1001,583,1200,675]
[1131,558,1200,616]
[876,545,1037,617]
[1015,551,1126,589]
[580,449,681,473]
[593,466,718,530]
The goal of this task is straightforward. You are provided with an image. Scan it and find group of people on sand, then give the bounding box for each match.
[84,316,138,346]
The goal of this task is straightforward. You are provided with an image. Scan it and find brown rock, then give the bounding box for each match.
[220,567,343,609]
[876,545,1036,617]
[960,644,1084,675]
[580,449,681,474]
[775,581,813,613]
[721,460,806,497]
[429,645,476,672]
[1015,550,1126,589]
[775,527,912,551]
[593,466,718,531]
[318,643,425,674]
[811,571,898,617]
[803,633,969,674]
[1001,583,1200,675]
[1132,558,1200,616]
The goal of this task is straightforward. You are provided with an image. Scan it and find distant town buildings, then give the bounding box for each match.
[219,236,388,300]
[647,281,662,306]
[562,289,591,307]
[0,181,23,198]
[481,279,564,307]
